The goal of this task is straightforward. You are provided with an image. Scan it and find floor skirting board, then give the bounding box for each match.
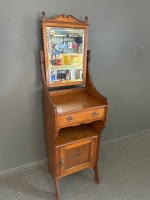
[101,128,150,147]
[0,129,150,177]
[0,159,47,176]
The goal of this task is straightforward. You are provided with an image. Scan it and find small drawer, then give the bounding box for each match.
[58,107,105,128]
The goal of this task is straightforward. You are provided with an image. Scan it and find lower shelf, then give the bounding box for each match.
[56,124,98,147]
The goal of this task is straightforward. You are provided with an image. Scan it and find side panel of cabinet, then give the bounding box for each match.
[58,137,98,178]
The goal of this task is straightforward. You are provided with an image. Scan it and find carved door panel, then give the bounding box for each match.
[59,138,97,177]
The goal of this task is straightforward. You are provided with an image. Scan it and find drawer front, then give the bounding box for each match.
[58,108,105,128]
[58,138,98,178]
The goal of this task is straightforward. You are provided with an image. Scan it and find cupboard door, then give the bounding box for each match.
[59,138,97,177]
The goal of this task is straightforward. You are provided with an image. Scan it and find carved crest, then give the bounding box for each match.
[42,11,89,25]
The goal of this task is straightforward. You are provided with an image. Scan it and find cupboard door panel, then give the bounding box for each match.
[65,143,90,169]
[59,138,97,178]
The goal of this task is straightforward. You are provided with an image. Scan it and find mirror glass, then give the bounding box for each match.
[46,27,85,84]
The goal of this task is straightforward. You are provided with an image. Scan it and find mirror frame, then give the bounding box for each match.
[41,12,89,88]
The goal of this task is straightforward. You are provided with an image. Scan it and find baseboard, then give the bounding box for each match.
[101,128,150,147]
[0,159,47,176]
[1,129,150,177]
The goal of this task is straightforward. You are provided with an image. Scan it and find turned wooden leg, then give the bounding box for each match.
[54,177,60,200]
[93,163,100,184]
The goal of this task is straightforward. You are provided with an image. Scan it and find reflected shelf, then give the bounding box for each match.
[50,65,83,70]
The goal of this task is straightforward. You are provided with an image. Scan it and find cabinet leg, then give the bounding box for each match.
[54,177,60,200]
[93,163,100,184]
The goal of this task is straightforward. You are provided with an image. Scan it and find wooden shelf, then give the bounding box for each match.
[50,89,106,113]
[56,124,98,147]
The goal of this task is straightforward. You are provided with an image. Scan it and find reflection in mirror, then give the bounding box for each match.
[46,27,84,84]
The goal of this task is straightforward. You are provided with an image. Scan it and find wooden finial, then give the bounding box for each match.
[85,16,88,23]
[42,11,46,20]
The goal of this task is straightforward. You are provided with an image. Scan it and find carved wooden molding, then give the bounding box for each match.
[41,11,89,25]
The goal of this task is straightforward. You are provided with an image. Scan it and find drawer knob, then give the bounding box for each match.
[91,112,98,117]
[75,152,80,158]
[66,116,74,121]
